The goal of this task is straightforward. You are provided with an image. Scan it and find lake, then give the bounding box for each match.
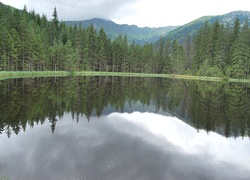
[0,76,250,180]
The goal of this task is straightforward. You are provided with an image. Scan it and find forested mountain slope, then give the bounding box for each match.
[164,11,250,43]
[65,18,178,44]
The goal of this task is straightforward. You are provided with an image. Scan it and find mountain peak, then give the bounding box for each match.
[163,10,250,43]
[216,10,250,27]
[226,10,250,16]
[65,18,178,44]
[89,18,113,22]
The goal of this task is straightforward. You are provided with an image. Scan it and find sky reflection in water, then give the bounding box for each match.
[0,112,250,180]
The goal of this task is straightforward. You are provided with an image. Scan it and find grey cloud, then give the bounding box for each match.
[25,0,140,21]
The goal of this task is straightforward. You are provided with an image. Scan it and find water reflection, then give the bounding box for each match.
[0,76,250,138]
[0,112,249,180]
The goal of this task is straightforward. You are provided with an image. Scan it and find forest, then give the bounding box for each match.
[0,5,250,78]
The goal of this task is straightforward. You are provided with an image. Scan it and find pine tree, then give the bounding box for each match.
[184,34,192,70]
[81,28,90,70]
[227,17,241,66]
[211,20,226,72]
[50,7,60,44]
[232,18,241,43]
[240,20,250,77]
[226,20,250,78]
[10,28,22,70]
[11,9,21,34]
[127,41,136,72]
[97,28,108,71]
[142,43,155,73]
[19,11,31,70]
[0,27,14,70]
[193,21,213,72]
[63,40,77,70]
[87,24,97,70]
[163,38,172,74]
[121,35,129,72]
[157,37,165,73]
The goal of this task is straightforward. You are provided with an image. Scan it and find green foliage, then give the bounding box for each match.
[0,3,250,79]
[0,176,9,180]
[197,59,225,77]
[193,18,250,79]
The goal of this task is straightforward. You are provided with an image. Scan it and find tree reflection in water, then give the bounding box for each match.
[0,76,249,138]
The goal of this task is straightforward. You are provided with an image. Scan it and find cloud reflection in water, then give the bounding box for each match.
[0,112,249,180]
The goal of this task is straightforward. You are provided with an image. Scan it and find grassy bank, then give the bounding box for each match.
[0,71,249,83]
[0,71,69,80]
[72,71,226,81]
[0,176,9,180]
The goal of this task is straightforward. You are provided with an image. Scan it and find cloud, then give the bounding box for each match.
[23,0,140,21]
[2,0,250,27]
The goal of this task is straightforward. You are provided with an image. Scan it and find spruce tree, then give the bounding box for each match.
[87,24,97,70]
[163,38,172,74]
[184,34,192,70]
[97,28,108,71]
[50,7,60,44]
[158,37,165,73]
[227,20,250,78]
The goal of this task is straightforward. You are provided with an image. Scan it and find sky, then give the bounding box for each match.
[1,0,250,27]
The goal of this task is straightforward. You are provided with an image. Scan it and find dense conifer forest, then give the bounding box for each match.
[0,5,250,78]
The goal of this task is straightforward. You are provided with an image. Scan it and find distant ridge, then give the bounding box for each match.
[1,1,249,45]
[163,10,250,43]
[65,18,178,44]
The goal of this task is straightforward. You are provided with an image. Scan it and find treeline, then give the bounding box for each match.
[193,20,250,78]
[0,6,159,73]
[0,4,250,78]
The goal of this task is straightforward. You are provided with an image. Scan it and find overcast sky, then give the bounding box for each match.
[1,0,250,27]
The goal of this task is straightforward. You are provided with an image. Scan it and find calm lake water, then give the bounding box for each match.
[0,76,250,180]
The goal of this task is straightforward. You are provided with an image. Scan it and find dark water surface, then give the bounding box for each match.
[0,76,250,180]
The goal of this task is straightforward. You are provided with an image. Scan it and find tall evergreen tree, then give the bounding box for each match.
[50,7,60,44]
[163,38,172,74]
[184,34,192,70]
[97,28,108,71]
[157,37,165,73]
[226,20,250,78]
[87,24,97,70]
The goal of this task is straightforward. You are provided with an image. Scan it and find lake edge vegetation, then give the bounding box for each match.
[0,5,250,80]
[1,70,250,83]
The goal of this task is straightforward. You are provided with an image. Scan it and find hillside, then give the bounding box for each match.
[65,18,178,44]
[164,10,250,43]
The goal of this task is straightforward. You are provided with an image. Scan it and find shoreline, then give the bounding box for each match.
[0,71,249,83]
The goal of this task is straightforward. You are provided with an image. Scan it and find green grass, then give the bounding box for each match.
[0,176,9,180]
[0,71,69,80]
[0,71,249,83]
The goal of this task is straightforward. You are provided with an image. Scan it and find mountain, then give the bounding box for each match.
[0,1,17,11]
[2,1,249,45]
[164,11,250,43]
[66,11,250,45]
[65,18,178,44]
